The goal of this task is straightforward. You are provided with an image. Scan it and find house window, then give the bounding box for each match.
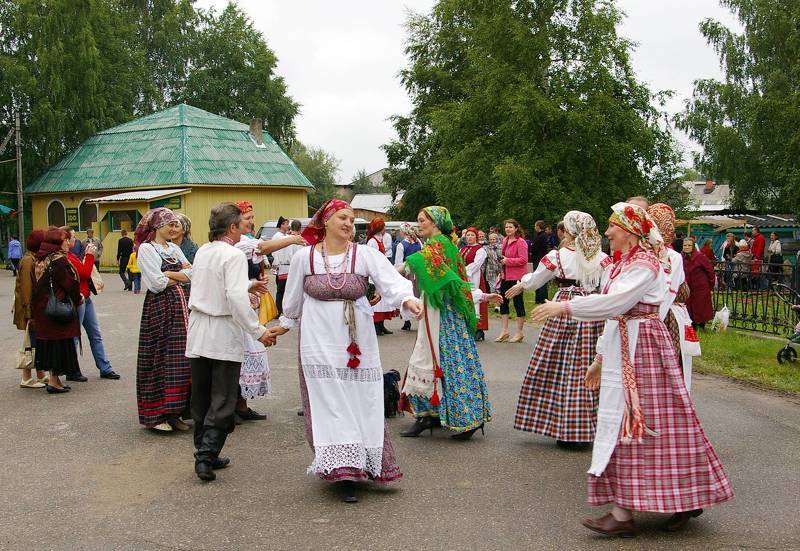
[109,210,139,232]
[47,200,66,227]
[78,199,98,231]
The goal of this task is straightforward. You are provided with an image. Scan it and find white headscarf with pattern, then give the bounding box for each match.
[563,210,604,289]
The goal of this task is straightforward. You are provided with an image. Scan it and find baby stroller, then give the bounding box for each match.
[771,283,800,363]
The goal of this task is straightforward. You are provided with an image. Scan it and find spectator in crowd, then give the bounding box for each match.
[483,232,503,295]
[174,213,199,264]
[14,230,46,388]
[720,232,738,288]
[732,239,753,290]
[273,219,304,314]
[497,219,529,343]
[68,227,85,259]
[127,249,141,294]
[64,227,119,381]
[700,238,717,264]
[8,234,22,276]
[117,229,134,291]
[477,230,487,246]
[32,227,82,393]
[530,220,550,304]
[84,229,103,268]
[768,232,783,274]
[672,231,684,252]
[544,224,558,250]
[683,236,716,329]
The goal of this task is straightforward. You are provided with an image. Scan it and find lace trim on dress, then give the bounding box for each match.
[308,443,384,477]
[302,364,382,383]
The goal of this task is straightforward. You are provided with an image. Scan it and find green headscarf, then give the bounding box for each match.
[405,228,477,333]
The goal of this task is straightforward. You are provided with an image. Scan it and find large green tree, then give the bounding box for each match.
[0,0,300,197]
[676,0,800,212]
[182,3,298,149]
[383,0,683,228]
[290,142,340,209]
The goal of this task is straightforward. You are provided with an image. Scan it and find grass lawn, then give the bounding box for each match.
[694,329,800,394]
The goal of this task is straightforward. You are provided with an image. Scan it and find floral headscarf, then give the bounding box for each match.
[423,206,453,234]
[400,222,419,243]
[301,199,352,246]
[609,202,668,270]
[236,200,254,215]
[563,210,603,289]
[646,203,676,245]
[134,208,178,251]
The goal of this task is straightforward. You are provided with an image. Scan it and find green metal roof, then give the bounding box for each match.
[26,104,314,194]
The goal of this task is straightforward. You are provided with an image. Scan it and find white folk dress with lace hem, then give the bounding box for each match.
[280,244,413,480]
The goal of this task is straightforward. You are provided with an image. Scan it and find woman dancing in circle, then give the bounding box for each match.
[507,211,611,449]
[532,202,733,536]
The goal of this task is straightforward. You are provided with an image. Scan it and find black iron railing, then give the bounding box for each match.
[712,261,797,335]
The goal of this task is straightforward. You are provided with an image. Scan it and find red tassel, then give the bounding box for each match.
[430,385,440,406]
[346,342,361,356]
[347,356,360,368]
[434,363,443,379]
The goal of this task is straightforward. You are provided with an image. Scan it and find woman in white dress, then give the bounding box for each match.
[267,199,420,503]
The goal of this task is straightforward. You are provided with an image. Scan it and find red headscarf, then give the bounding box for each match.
[236,200,253,214]
[35,227,67,260]
[301,199,352,246]
[367,217,385,239]
[26,229,45,253]
[134,207,178,251]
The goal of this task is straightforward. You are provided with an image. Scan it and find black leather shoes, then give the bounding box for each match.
[66,374,88,382]
[100,371,121,380]
[45,384,70,394]
[451,423,485,440]
[338,481,358,503]
[195,461,215,482]
[236,407,267,421]
[211,457,230,470]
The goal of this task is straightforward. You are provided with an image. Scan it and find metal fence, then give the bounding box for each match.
[712,261,798,335]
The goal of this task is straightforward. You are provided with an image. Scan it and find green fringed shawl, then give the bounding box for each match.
[405,233,477,332]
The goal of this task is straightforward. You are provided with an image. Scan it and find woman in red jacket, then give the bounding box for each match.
[496,219,529,343]
[64,227,119,381]
[32,227,82,393]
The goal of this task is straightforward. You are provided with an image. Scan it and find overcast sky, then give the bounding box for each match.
[195,0,741,183]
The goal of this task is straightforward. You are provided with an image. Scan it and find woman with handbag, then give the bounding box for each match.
[31,227,82,394]
[14,229,47,388]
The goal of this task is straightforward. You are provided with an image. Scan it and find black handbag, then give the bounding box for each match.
[45,265,76,323]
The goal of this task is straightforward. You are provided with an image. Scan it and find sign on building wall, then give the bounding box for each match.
[149,197,182,210]
[65,208,79,227]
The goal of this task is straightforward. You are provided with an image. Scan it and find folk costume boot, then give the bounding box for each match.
[401,320,412,331]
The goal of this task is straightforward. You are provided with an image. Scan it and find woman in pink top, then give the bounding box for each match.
[497,219,529,343]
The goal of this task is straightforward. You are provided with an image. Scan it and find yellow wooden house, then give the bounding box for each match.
[25,104,312,267]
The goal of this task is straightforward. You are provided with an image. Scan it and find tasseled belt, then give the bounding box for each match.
[613,306,661,443]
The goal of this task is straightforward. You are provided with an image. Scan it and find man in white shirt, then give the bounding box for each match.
[186,202,274,482]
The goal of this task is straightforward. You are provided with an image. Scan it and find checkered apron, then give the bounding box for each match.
[587,303,734,512]
[136,256,191,427]
[513,287,602,442]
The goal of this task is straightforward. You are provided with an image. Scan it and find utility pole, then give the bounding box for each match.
[15,113,23,243]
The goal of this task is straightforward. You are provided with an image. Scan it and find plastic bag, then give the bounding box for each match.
[711,305,729,332]
[683,324,702,356]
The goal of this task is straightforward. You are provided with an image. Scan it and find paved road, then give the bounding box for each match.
[1,273,799,550]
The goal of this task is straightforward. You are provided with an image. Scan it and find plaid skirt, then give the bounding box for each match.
[136,286,191,427]
[513,288,600,442]
[587,318,734,512]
